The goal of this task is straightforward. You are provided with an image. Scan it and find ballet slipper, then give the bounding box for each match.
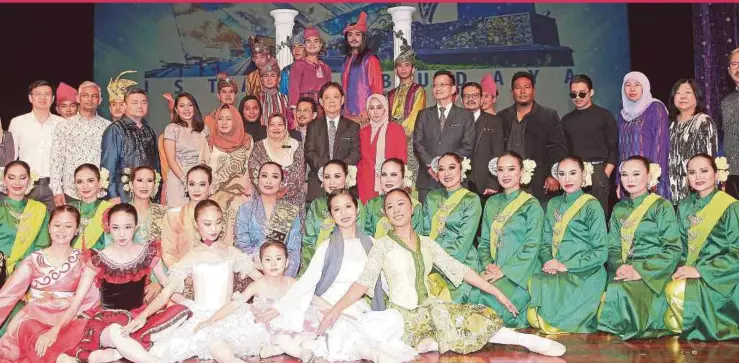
[521,334,566,357]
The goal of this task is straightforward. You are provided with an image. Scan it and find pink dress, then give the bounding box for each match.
[0,249,100,363]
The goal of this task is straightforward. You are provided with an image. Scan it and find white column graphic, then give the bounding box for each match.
[270,9,299,69]
[387,6,416,87]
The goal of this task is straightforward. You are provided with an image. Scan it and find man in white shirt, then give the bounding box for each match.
[9,80,65,212]
[50,81,111,206]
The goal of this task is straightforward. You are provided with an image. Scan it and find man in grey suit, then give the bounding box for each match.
[413,70,475,203]
[304,82,361,202]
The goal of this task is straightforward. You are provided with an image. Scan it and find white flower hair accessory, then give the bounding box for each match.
[431,155,472,181]
[716,156,730,183]
[488,158,499,176]
[373,161,414,189]
[521,159,536,185]
[550,162,594,187]
[98,168,110,198]
[121,167,162,195]
[0,167,37,195]
[648,163,662,189]
[317,165,357,188]
[430,156,441,173]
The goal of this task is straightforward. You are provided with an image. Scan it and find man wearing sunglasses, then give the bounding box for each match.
[721,48,739,199]
[561,74,618,216]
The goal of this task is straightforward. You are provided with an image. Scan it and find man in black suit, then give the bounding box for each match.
[413,70,475,203]
[462,82,505,202]
[304,82,360,202]
[497,72,568,206]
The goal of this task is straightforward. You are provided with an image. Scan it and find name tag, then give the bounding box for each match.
[449,123,461,128]
[341,135,351,140]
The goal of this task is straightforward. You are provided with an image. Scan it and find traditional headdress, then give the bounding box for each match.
[343,11,368,34]
[258,57,280,76]
[393,30,416,66]
[304,26,320,41]
[290,28,305,47]
[56,82,78,104]
[249,35,275,56]
[481,73,497,96]
[107,70,138,102]
[217,72,238,93]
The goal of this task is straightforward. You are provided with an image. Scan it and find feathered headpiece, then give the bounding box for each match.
[107,70,138,102]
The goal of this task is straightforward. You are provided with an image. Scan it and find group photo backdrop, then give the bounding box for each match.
[95,2,630,134]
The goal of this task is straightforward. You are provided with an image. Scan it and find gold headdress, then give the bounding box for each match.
[107,70,138,102]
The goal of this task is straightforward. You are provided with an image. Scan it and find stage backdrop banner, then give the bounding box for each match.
[94,2,630,133]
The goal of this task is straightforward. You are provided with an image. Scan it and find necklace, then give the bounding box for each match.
[4,200,31,231]
[76,200,96,228]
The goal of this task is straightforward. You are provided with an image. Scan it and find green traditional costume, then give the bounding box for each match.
[528,191,608,333]
[363,194,423,239]
[300,196,366,276]
[664,189,739,341]
[70,199,112,250]
[597,193,681,340]
[0,198,49,334]
[422,187,482,303]
[476,190,542,328]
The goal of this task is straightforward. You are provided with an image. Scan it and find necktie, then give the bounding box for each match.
[329,119,337,159]
[439,107,447,132]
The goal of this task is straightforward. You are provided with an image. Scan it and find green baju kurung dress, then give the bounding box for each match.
[422,187,482,303]
[0,198,50,335]
[528,190,608,333]
[476,190,543,328]
[665,189,739,341]
[69,199,112,250]
[363,194,423,238]
[597,192,682,340]
[300,196,365,276]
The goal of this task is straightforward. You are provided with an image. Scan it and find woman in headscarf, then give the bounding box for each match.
[248,113,306,207]
[356,94,407,203]
[617,71,671,200]
[199,104,253,246]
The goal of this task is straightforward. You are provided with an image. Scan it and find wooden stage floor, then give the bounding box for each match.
[169,331,739,363]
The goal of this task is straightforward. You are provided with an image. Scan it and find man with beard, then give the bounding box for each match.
[55,82,78,119]
[107,70,137,122]
[289,26,332,113]
[481,73,498,115]
[279,28,306,95]
[722,48,739,198]
[244,35,275,96]
[294,97,317,146]
[204,72,238,133]
[341,11,383,124]
[497,71,567,206]
[50,81,111,206]
[101,88,160,204]
[461,81,505,201]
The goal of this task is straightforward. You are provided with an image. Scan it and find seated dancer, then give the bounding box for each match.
[301,160,365,275]
[0,161,49,335]
[0,206,99,363]
[422,153,481,304]
[598,156,682,340]
[319,188,567,357]
[263,189,417,362]
[235,162,302,277]
[124,166,167,245]
[528,156,608,334]
[125,200,266,363]
[196,241,316,362]
[665,154,739,341]
[363,158,423,238]
[44,204,191,363]
[70,164,113,250]
[476,151,542,328]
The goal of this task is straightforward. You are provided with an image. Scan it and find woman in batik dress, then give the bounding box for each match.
[124,166,167,245]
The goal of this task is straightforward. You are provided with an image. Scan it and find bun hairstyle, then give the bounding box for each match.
[49,205,82,231]
[324,159,349,176]
[259,240,288,258]
[74,163,101,180]
[194,199,222,222]
[381,158,406,178]
[687,153,718,172]
[187,164,213,184]
[3,160,31,176]
[106,203,139,226]
[383,188,412,208]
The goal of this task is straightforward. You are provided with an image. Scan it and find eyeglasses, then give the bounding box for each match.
[462,94,480,100]
[569,91,588,99]
[730,62,739,70]
[32,92,52,98]
[432,83,452,88]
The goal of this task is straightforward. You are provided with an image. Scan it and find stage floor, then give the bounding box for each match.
[169,332,739,363]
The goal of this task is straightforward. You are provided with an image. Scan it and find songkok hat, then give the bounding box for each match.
[304,26,320,40]
[217,72,238,92]
[481,73,497,96]
[56,82,78,104]
[259,58,280,75]
[343,11,368,34]
[107,70,138,102]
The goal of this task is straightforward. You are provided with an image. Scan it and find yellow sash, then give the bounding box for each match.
[74,200,112,249]
[551,194,595,256]
[685,191,736,266]
[427,189,470,301]
[489,192,533,260]
[8,200,46,273]
[620,194,661,263]
[375,198,420,239]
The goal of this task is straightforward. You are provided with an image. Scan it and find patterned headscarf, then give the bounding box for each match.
[208,104,252,153]
[620,71,665,122]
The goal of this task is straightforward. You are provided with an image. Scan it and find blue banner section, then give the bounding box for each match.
[94,3,629,133]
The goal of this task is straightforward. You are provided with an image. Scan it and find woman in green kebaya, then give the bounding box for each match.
[527,155,607,334]
[421,152,481,303]
[664,153,739,341]
[476,151,542,328]
[363,158,423,238]
[597,155,681,340]
[70,164,112,250]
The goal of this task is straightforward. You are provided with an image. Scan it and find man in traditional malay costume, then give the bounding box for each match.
[243,35,275,97]
[107,70,137,122]
[279,28,306,95]
[341,11,383,124]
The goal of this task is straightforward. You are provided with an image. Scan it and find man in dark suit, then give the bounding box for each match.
[413,70,475,203]
[304,82,360,202]
[461,82,505,202]
[497,71,568,206]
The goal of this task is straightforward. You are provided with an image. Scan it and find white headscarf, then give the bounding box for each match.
[366,94,390,194]
[620,71,666,122]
